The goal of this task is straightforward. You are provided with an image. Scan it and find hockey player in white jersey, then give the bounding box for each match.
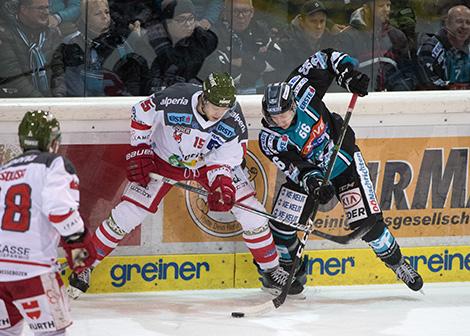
[67,72,292,298]
[0,110,97,335]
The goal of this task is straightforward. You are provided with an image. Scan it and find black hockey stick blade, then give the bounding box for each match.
[310,223,372,244]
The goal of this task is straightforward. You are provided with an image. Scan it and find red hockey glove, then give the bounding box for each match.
[61,228,97,273]
[125,144,156,187]
[207,175,236,212]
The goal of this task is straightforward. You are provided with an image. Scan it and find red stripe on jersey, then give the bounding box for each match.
[241,142,247,156]
[99,225,121,244]
[244,232,273,244]
[0,258,51,268]
[131,120,152,130]
[49,210,74,223]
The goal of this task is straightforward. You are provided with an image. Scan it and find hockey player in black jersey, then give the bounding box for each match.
[257,48,423,294]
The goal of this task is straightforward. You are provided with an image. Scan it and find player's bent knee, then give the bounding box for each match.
[111,201,151,233]
[231,196,269,231]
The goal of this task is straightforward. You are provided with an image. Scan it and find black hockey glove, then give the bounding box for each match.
[346,70,369,97]
[302,174,336,205]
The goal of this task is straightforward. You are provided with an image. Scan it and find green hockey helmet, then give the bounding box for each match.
[18,110,61,152]
[203,72,236,107]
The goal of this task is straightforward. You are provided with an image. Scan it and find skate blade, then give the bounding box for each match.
[66,286,85,300]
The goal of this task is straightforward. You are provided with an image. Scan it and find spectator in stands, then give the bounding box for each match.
[208,0,284,93]
[50,0,150,96]
[417,4,470,89]
[147,0,218,92]
[278,0,337,75]
[334,0,415,91]
[49,0,80,34]
[0,0,61,97]
[153,0,223,30]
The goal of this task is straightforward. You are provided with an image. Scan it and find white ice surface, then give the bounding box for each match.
[24,282,470,336]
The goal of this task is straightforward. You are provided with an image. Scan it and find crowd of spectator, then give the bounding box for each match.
[0,0,468,98]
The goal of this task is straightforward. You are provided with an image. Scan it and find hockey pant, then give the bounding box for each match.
[0,272,71,336]
[92,155,279,271]
[270,148,402,267]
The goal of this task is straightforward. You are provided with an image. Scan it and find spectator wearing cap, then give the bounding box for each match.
[417,4,470,89]
[277,0,337,77]
[333,0,414,91]
[147,0,218,92]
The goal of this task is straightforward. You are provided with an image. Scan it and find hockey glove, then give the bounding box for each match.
[345,70,369,97]
[125,144,156,187]
[303,175,336,205]
[207,175,236,212]
[61,228,97,273]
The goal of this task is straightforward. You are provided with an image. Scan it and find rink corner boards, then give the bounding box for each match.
[59,246,470,294]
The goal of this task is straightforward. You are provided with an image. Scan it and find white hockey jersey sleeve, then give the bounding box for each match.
[42,156,84,237]
[130,95,159,146]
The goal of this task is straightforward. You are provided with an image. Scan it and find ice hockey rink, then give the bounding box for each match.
[22,282,470,336]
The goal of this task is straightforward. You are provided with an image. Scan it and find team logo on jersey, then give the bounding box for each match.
[298,86,316,111]
[173,130,183,143]
[172,125,191,135]
[288,75,301,87]
[167,113,193,125]
[301,116,326,157]
[215,122,235,138]
[160,97,189,107]
[277,135,289,152]
[293,78,308,96]
[206,134,225,150]
[185,150,268,238]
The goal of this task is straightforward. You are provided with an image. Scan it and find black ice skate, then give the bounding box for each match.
[387,257,423,292]
[67,267,93,300]
[260,264,306,299]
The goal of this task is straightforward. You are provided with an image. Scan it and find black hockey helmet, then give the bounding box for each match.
[18,110,61,152]
[261,82,295,127]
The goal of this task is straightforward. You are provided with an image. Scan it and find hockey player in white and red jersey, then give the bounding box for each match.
[67,72,290,298]
[0,110,97,336]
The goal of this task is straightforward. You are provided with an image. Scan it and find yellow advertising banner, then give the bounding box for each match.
[61,246,470,294]
[61,254,235,293]
[163,137,470,241]
[236,246,470,288]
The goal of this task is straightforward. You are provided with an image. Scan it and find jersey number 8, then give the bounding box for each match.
[1,184,32,232]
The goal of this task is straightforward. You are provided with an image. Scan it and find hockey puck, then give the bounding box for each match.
[231,312,245,318]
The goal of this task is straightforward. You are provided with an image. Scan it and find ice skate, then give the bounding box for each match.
[387,257,423,292]
[260,264,306,299]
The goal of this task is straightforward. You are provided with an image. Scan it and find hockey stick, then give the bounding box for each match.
[231,93,364,317]
[148,172,365,244]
